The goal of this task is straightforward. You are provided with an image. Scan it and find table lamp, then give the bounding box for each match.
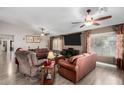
[47,51,55,60]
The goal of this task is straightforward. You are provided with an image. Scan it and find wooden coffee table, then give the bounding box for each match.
[40,61,55,85]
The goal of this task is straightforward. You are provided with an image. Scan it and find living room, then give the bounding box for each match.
[0,7,124,86]
[1,0,124,93]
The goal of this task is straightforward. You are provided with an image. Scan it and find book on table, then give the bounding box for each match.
[46,73,52,79]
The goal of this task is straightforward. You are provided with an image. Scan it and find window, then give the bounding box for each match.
[91,32,116,57]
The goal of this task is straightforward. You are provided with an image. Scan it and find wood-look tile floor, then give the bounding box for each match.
[0,52,124,85]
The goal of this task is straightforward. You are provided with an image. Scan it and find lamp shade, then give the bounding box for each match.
[47,51,55,60]
[41,33,44,36]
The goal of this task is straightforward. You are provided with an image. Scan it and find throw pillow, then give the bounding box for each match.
[69,55,82,64]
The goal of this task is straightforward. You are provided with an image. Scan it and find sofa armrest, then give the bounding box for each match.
[58,61,76,71]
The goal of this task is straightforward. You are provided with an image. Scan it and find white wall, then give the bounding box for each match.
[0,22,49,52]
[0,39,2,55]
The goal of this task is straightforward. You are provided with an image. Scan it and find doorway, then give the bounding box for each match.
[10,40,14,51]
[3,41,7,52]
[0,34,14,53]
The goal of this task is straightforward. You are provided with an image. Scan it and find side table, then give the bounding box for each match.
[40,61,55,85]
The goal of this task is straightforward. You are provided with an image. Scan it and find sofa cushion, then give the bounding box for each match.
[83,53,90,56]
[69,55,83,64]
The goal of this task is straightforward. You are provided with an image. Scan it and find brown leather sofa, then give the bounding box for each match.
[34,48,49,59]
[28,48,49,59]
[58,53,97,83]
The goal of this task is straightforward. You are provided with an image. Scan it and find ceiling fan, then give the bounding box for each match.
[40,28,50,36]
[72,9,112,28]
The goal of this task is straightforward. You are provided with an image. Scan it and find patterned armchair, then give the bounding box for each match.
[15,51,44,77]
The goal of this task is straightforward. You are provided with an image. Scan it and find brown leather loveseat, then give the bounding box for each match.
[58,52,97,83]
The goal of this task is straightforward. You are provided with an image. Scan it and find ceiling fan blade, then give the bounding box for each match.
[45,33,50,35]
[94,15,112,21]
[93,22,100,26]
[72,22,82,24]
[80,24,85,28]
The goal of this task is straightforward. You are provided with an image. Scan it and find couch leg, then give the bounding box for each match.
[24,74,26,76]
[73,81,77,85]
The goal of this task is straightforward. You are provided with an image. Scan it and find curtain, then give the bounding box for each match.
[60,36,64,50]
[115,24,124,70]
[82,31,91,53]
[52,36,63,51]
[50,37,54,50]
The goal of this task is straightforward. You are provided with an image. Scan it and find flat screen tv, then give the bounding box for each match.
[64,33,81,45]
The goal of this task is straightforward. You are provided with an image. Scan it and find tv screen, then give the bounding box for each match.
[64,33,81,45]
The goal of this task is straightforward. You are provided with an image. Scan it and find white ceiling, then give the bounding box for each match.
[0,7,124,35]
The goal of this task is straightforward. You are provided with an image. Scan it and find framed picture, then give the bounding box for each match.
[26,35,41,43]
[26,35,34,43]
[33,36,41,43]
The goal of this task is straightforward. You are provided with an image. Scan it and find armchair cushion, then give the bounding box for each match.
[30,52,44,66]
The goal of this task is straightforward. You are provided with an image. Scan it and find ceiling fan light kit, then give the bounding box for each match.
[41,33,45,36]
[40,27,50,36]
[85,21,93,26]
[72,8,112,28]
[85,15,93,22]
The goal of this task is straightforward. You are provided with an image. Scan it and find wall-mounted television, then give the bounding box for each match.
[64,33,81,45]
